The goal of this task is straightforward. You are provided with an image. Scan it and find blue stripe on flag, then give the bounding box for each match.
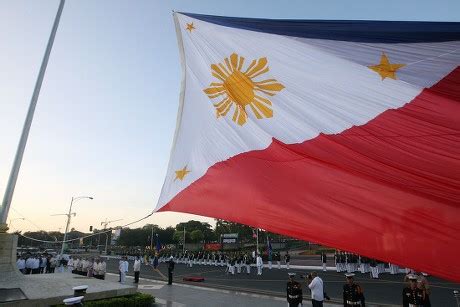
[181,12,460,43]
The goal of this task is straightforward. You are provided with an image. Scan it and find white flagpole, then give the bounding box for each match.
[0,0,65,230]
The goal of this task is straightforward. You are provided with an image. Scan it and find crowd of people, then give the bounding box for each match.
[141,250,291,276]
[16,253,61,274]
[16,253,107,280]
[17,249,434,306]
[68,256,107,279]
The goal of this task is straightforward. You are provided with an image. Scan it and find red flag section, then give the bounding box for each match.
[160,67,460,282]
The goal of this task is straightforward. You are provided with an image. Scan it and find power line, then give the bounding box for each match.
[16,210,155,244]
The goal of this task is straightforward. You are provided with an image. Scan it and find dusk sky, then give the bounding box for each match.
[1,0,459,233]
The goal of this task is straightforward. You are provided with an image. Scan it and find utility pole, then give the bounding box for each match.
[101,218,122,254]
[58,196,93,257]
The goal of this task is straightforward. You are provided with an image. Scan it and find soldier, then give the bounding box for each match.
[343,273,365,307]
[321,252,327,272]
[285,251,291,270]
[256,253,263,276]
[417,273,431,307]
[403,274,425,307]
[370,259,379,279]
[287,272,303,307]
[243,253,251,274]
[167,255,175,285]
[335,251,340,272]
[276,252,281,269]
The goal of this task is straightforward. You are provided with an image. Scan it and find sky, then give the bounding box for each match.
[1,0,459,233]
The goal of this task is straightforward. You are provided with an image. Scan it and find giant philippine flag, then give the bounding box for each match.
[156,13,460,281]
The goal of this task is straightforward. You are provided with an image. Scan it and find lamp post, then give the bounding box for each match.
[59,196,93,256]
[101,218,122,254]
[8,217,25,230]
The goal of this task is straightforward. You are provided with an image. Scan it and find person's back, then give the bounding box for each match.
[308,272,324,307]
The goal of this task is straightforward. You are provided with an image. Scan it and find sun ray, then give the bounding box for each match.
[219,63,232,76]
[244,59,257,74]
[211,64,228,81]
[254,80,285,92]
[249,66,269,79]
[254,94,272,106]
[236,105,248,125]
[225,57,233,72]
[246,57,268,78]
[232,104,240,122]
[252,100,273,118]
[214,97,231,109]
[249,103,263,119]
[204,86,226,95]
[254,79,277,84]
[237,56,245,71]
[215,99,233,117]
[255,89,276,96]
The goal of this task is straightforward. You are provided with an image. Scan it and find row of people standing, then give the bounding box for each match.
[154,250,291,273]
[16,254,59,274]
[334,251,401,279]
[70,257,106,280]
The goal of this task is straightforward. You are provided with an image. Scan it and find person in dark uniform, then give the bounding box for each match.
[403,274,425,307]
[285,251,291,270]
[287,272,303,307]
[167,256,175,285]
[321,252,327,272]
[343,273,365,307]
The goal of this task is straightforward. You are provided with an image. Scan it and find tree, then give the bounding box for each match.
[175,220,215,242]
[173,230,188,243]
[190,230,204,243]
[117,228,149,247]
[215,219,254,243]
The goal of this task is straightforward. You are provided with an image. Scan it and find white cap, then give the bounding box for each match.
[63,296,84,305]
[345,273,355,278]
[72,285,88,291]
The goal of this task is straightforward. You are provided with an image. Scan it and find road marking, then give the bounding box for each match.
[138,284,164,290]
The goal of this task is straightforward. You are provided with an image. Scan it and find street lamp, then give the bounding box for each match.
[100,218,122,254]
[8,217,25,229]
[59,196,93,256]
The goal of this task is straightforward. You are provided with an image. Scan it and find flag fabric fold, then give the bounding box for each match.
[155,12,460,282]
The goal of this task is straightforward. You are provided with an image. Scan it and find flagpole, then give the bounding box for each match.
[0,0,66,231]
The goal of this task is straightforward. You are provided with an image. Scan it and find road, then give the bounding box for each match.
[103,257,460,306]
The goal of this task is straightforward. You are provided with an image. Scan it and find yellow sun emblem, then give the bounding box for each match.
[203,53,284,126]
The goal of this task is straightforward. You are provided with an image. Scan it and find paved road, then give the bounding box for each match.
[104,272,341,307]
[104,258,460,306]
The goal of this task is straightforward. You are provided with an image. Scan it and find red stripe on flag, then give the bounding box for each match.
[160,67,460,282]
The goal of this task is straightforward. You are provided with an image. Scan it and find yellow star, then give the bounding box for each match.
[186,23,195,33]
[175,166,190,181]
[368,53,406,80]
